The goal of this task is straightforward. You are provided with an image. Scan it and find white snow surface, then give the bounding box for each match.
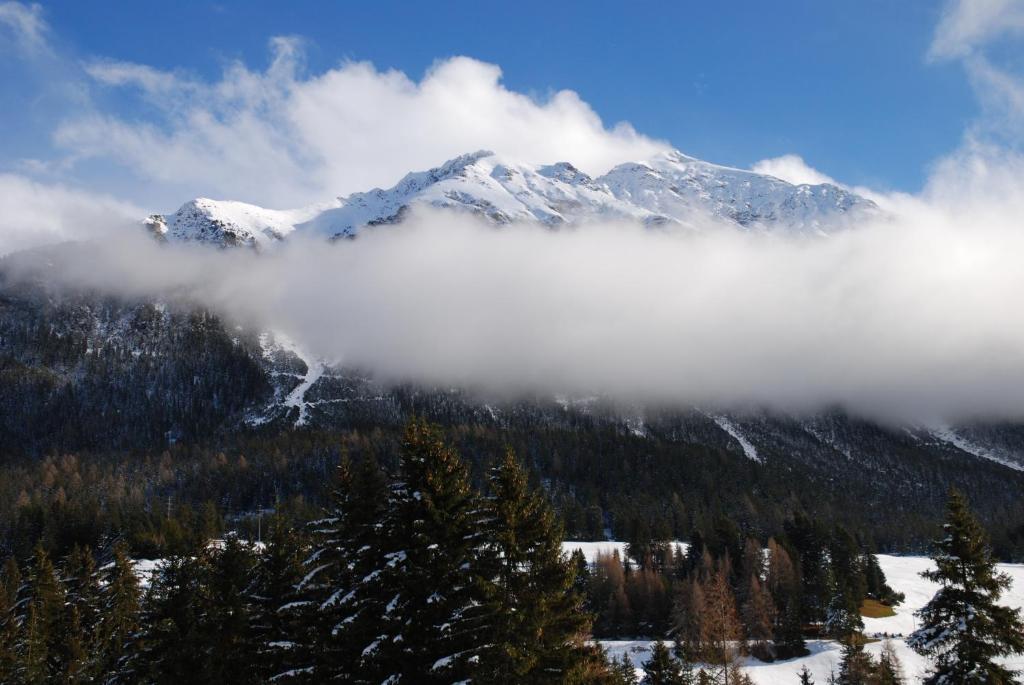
[148,150,876,246]
[572,547,1024,683]
[707,413,762,463]
[929,424,1024,472]
[563,540,688,564]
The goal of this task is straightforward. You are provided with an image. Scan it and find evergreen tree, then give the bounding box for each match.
[908,489,1024,684]
[300,453,387,681]
[766,540,806,658]
[62,545,100,679]
[249,517,311,682]
[741,573,775,661]
[132,550,210,683]
[359,419,488,683]
[611,652,639,685]
[0,557,21,683]
[823,586,863,642]
[18,544,68,683]
[672,578,705,662]
[835,638,874,685]
[96,541,142,681]
[797,665,814,684]
[201,536,258,684]
[476,448,596,684]
[642,641,692,685]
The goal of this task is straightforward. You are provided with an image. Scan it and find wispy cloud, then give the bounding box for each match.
[929,0,1024,60]
[750,155,838,187]
[0,1,50,56]
[54,42,667,208]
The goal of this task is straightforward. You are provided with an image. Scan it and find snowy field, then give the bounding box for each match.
[562,544,1024,683]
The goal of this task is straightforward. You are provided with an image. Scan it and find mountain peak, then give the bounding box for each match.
[148,149,878,245]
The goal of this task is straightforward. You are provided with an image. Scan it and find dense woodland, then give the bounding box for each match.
[0,421,1020,684]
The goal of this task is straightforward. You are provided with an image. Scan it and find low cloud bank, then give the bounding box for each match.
[11,157,1024,425]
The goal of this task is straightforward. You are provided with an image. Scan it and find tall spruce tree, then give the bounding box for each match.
[132,549,210,683]
[97,541,142,681]
[908,489,1024,684]
[18,544,67,683]
[475,448,596,684]
[62,545,101,680]
[797,664,814,684]
[249,517,311,682]
[201,536,258,684]
[835,637,874,685]
[299,453,388,681]
[0,557,21,683]
[642,640,693,685]
[611,652,639,685]
[359,419,488,683]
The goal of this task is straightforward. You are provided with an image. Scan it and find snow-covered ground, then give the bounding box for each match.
[564,540,688,564]
[565,544,1024,683]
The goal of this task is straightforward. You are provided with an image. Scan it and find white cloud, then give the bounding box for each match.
[0,1,49,56]
[0,174,142,256]
[749,154,838,186]
[55,43,668,209]
[930,0,1024,60]
[20,175,1024,425]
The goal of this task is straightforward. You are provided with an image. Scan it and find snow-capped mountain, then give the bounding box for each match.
[148,150,877,246]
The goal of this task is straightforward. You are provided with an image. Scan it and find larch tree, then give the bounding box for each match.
[700,566,745,685]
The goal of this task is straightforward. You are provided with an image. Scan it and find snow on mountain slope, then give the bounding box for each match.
[300,150,662,239]
[706,413,762,462]
[144,198,338,249]
[148,150,877,245]
[599,150,875,235]
[927,424,1024,472]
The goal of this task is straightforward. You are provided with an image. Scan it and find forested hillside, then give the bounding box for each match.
[3,256,1024,563]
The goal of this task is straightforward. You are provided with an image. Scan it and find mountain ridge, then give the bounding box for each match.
[146,149,878,248]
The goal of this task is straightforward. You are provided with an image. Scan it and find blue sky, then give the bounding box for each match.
[31,2,974,189]
[0,0,1015,213]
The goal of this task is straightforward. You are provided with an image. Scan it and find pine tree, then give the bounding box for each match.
[300,453,387,681]
[611,652,639,685]
[766,540,806,658]
[96,541,142,681]
[672,577,705,662]
[360,419,488,683]
[797,664,814,684]
[908,489,1024,684]
[836,638,874,685]
[0,557,22,683]
[18,544,67,683]
[642,640,692,685]
[202,536,258,684]
[132,549,210,683]
[823,585,863,642]
[475,448,597,684]
[249,517,311,682]
[62,545,101,679]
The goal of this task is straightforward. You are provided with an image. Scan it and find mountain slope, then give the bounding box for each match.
[147,150,878,246]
